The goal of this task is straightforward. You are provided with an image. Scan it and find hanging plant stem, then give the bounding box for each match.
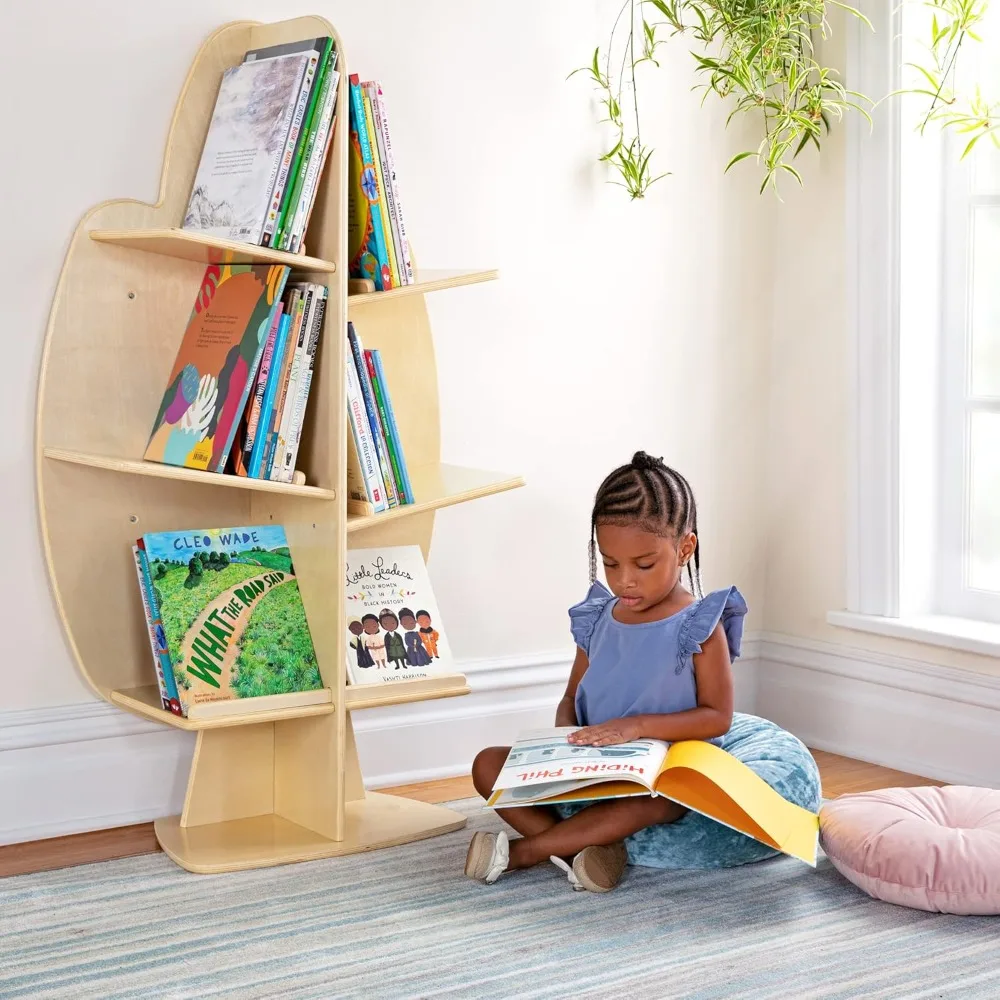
[569,0,671,198]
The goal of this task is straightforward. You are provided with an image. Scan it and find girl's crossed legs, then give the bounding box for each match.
[471,746,686,872]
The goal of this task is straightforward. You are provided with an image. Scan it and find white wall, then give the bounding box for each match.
[0,1,775,840]
[759,17,1000,784]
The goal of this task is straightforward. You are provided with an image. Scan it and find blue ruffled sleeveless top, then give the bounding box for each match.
[569,581,748,745]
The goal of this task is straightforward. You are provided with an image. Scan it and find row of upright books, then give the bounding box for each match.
[144,263,324,483]
[347,76,414,290]
[345,322,413,512]
[183,35,340,252]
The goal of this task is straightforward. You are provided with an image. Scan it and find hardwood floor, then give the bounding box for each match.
[0,752,939,878]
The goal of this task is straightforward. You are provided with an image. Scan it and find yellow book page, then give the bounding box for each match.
[654,741,819,866]
[486,780,648,809]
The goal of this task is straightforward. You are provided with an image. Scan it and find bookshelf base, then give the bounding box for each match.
[155,793,469,873]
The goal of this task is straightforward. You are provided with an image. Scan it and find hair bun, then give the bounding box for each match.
[631,451,663,470]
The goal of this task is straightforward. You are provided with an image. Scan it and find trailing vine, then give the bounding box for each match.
[903,0,999,156]
[574,0,872,194]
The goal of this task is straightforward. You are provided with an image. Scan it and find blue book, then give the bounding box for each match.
[370,349,413,504]
[248,313,291,477]
[136,541,182,712]
[348,74,393,290]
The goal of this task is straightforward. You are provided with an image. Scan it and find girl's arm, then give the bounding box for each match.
[554,647,589,727]
[568,626,734,746]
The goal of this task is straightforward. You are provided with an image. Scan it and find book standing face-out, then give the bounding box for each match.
[134,526,323,717]
[344,546,452,686]
[488,729,821,866]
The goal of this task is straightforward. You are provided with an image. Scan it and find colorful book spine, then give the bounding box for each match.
[348,75,393,290]
[241,304,285,474]
[348,323,398,506]
[290,67,340,253]
[248,312,291,476]
[210,268,290,473]
[132,545,170,712]
[368,82,413,284]
[362,84,400,290]
[365,350,407,505]
[136,540,182,715]
[262,55,317,246]
[370,348,414,504]
[346,428,368,503]
[345,341,387,511]
[275,38,335,250]
[280,288,327,482]
[266,288,310,480]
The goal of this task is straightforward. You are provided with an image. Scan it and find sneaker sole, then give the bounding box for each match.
[464,832,493,881]
[573,842,628,893]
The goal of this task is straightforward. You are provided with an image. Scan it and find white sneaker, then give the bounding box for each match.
[464,830,510,884]
[550,841,628,893]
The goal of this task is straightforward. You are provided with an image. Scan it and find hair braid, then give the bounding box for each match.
[589,451,703,597]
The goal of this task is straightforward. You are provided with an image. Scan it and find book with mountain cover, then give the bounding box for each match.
[138,525,322,716]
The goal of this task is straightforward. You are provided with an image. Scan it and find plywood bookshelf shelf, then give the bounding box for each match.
[36,14,523,875]
[346,463,524,531]
[111,685,336,731]
[43,449,338,501]
[347,268,498,308]
[345,674,471,711]
[89,228,338,273]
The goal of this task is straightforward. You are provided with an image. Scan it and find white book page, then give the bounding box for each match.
[492,728,669,793]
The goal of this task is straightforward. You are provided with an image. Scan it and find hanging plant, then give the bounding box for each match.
[902,0,999,155]
[574,0,873,193]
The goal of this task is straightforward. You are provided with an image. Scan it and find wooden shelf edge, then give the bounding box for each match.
[347,268,498,306]
[346,471,525,532]
[345,674,470,711]
[43,448,338,501]
[154,794,468,873]
[111,685,337,731]
[89,228,338,273]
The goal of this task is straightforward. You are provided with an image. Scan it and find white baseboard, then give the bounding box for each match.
[0,637,760,847]
[0,652,571,846]
[756,632,1000,788]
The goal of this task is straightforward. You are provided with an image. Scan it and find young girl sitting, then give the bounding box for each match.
[466,451,747,893]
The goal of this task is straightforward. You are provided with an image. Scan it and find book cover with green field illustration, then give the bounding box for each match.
[141,525,322,715]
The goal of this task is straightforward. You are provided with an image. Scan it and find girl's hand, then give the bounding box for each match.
[567,719,638,746]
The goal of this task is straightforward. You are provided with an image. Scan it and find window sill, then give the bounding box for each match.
[826,610,1000,658]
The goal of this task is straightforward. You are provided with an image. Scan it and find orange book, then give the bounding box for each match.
[144,263,289,472]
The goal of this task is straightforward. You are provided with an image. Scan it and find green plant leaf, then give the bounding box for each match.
[724,150,756,172]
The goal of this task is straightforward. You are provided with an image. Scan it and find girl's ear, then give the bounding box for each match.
[678,531,697,566]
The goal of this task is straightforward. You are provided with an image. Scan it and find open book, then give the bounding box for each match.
[486,728,819,866]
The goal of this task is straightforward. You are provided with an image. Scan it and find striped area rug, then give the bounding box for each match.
[1,799,996,999]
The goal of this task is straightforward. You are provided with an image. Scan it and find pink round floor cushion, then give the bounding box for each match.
[820,786,1000,915]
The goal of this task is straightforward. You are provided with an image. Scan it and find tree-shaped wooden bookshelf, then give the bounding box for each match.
[36,14,523,874]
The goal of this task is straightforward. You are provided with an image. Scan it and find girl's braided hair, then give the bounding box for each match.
[588,451,703,597]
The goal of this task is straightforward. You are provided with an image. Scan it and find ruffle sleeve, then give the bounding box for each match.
[568,580,615,654]
[678,586,748,662]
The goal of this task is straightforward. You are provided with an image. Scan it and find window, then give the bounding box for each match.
[840,0,1000,642]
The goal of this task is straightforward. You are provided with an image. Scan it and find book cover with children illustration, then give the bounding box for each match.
[345,545,452,686]
[140,525,322,715]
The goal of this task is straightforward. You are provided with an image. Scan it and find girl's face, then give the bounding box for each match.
[349,621,363,637]
[363,618,380,635]
[596,523,696,612]
[381,613,398,631]
[400,612,416,630]
[416,613,430,628]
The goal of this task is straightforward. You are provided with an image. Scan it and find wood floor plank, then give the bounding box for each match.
[0,752,939,877]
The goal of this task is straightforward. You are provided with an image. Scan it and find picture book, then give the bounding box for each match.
[487,729,820,866]
[183,54,308,244]
[345,545,453,685]
[131,544,182,716]
[144,263,289,473]
[140,525,323,715]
